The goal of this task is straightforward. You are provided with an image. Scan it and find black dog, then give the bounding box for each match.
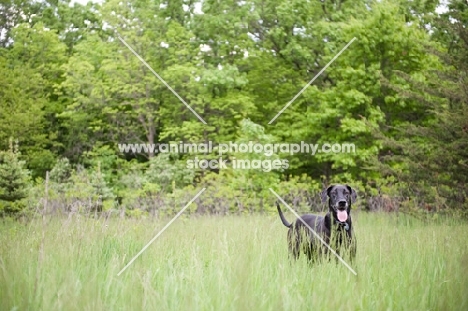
[277,184,357,262]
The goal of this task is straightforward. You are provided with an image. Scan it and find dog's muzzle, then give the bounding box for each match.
[334,201,348,222]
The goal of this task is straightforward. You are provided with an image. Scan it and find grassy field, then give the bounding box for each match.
[1,211,467,311]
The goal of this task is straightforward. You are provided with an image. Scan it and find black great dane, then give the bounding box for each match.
[277,184,357,262]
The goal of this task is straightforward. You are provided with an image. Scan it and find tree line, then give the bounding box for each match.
[0,0,467,217]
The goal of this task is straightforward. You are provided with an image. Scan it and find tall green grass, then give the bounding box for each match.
[1,212,467,310]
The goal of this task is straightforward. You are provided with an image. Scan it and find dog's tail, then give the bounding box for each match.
[276,202,292,228]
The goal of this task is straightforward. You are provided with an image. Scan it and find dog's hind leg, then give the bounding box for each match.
[288,227,301,260]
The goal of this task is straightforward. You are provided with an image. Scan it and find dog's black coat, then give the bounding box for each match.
[277,184,357,262]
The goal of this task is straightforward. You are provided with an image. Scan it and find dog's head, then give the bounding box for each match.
[321,184,357,223]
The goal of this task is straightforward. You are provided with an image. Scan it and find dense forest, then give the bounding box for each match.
[0,0,467,217]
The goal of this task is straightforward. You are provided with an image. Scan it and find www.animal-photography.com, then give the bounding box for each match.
[1,0,467,310]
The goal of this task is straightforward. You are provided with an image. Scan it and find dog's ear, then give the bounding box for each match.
[321,185,334,203]
[346,185,357,203]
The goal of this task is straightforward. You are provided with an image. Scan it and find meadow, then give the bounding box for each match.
[1,212,467,311]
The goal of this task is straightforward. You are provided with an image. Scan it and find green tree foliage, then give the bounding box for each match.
[0,140,31,215]
[1,0,467,216]
[376,0,468,211]
[1,21,69,177]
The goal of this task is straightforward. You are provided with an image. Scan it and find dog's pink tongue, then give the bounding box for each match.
[337,210,348,222]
